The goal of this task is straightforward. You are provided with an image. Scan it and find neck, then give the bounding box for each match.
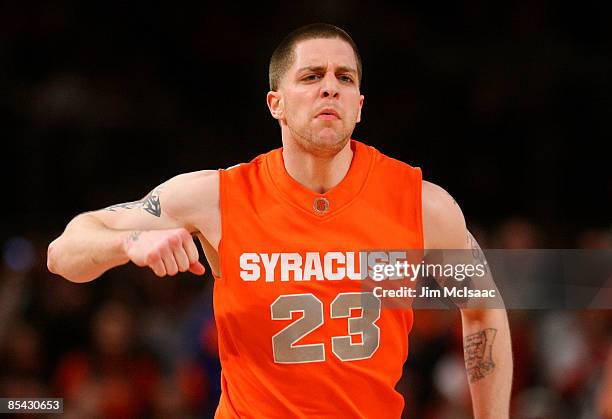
[282,139,353,194]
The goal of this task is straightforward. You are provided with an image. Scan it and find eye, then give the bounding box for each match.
[339,75,354,83]
[303,74,321,81]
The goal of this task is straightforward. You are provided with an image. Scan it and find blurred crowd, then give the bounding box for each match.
[1,235,220,418]
[0,220,610,418]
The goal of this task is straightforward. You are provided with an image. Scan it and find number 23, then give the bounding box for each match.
[270,292,381,364]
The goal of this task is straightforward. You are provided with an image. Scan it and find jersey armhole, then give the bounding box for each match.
[415,167,424,250]
[215,168,227,280]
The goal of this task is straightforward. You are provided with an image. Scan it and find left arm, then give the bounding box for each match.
[461,232,513,419]
[423,181,513,419]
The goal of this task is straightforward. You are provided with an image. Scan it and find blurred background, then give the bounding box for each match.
[0,1,610,418]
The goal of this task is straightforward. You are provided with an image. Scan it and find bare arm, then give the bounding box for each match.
[423,181,513,419]
[47,170,219,283]
[460,232,512,419]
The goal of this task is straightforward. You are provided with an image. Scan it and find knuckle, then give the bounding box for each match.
[168,235,180,247]
[146,251,160,264]
[174,247,187,259]
[186,245,198,260]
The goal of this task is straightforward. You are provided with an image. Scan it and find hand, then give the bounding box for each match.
[123,228,206,277]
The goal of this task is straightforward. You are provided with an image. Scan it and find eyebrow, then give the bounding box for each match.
[297,65,358,76]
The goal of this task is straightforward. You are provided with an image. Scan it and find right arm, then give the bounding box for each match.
[47,170,219,283]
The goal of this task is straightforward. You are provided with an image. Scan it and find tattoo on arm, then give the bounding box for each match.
[467,231,491,275]
[123,230,142,250]
[442,189,459,206]
[105,187,162,217]
[464,328,497,383]
[128,231,142,242]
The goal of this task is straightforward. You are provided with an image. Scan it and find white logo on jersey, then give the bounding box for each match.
[239,251,409,282]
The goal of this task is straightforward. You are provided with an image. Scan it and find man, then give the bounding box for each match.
[48,23,512,418]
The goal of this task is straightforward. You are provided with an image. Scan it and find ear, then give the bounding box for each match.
[356,94,364,123]
[266,91,283,120]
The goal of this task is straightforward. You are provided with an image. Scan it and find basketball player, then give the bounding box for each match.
[48,24,512,418]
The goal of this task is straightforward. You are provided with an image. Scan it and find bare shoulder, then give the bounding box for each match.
[162,170,219,220]
[164,170,219,204]
[422,180,468,249]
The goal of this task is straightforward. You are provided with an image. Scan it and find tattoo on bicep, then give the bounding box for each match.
[443,189,459,206]
[105,187,162,217]
[467,231,489,271]
[464,328,497,383]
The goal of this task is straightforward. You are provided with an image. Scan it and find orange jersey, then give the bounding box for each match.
[213,140,423,418]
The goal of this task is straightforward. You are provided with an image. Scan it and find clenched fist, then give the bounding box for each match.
[123,228,206,277]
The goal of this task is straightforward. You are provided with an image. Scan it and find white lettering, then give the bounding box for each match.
[260,253,280,282]
[324,252,345,280]
[346,252,362,280]
[368,251,388,279]
[280,253,303,281]
[303,252,324,281]
[444,287,496,298]
[388,252,407,280]
[240,253,260,281]
[372,264,385,281]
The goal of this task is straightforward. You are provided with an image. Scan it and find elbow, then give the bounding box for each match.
[460,307,508,327]
[460,308,487,327]
[46,241,59,275]
[47,240,95,283]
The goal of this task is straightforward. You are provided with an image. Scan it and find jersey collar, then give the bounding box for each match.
[266,140,374,219]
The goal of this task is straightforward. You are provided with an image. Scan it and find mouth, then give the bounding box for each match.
[316,108,340,120]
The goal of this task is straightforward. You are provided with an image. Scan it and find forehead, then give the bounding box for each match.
[291,38,357,71]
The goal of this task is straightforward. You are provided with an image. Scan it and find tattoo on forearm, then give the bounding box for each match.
[105,187,162,217]
[128,231,142,242]
[123,230,142,250]
[464,328,497,383]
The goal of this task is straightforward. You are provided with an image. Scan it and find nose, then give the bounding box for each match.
[320,73,339,99]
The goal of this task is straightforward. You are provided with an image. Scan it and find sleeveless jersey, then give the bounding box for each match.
[213,140,423,418]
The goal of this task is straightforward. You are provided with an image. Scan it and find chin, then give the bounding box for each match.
[303,134,349,157]
[286,120,353,157]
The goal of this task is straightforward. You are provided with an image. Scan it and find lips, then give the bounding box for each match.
[316,108,340,120]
